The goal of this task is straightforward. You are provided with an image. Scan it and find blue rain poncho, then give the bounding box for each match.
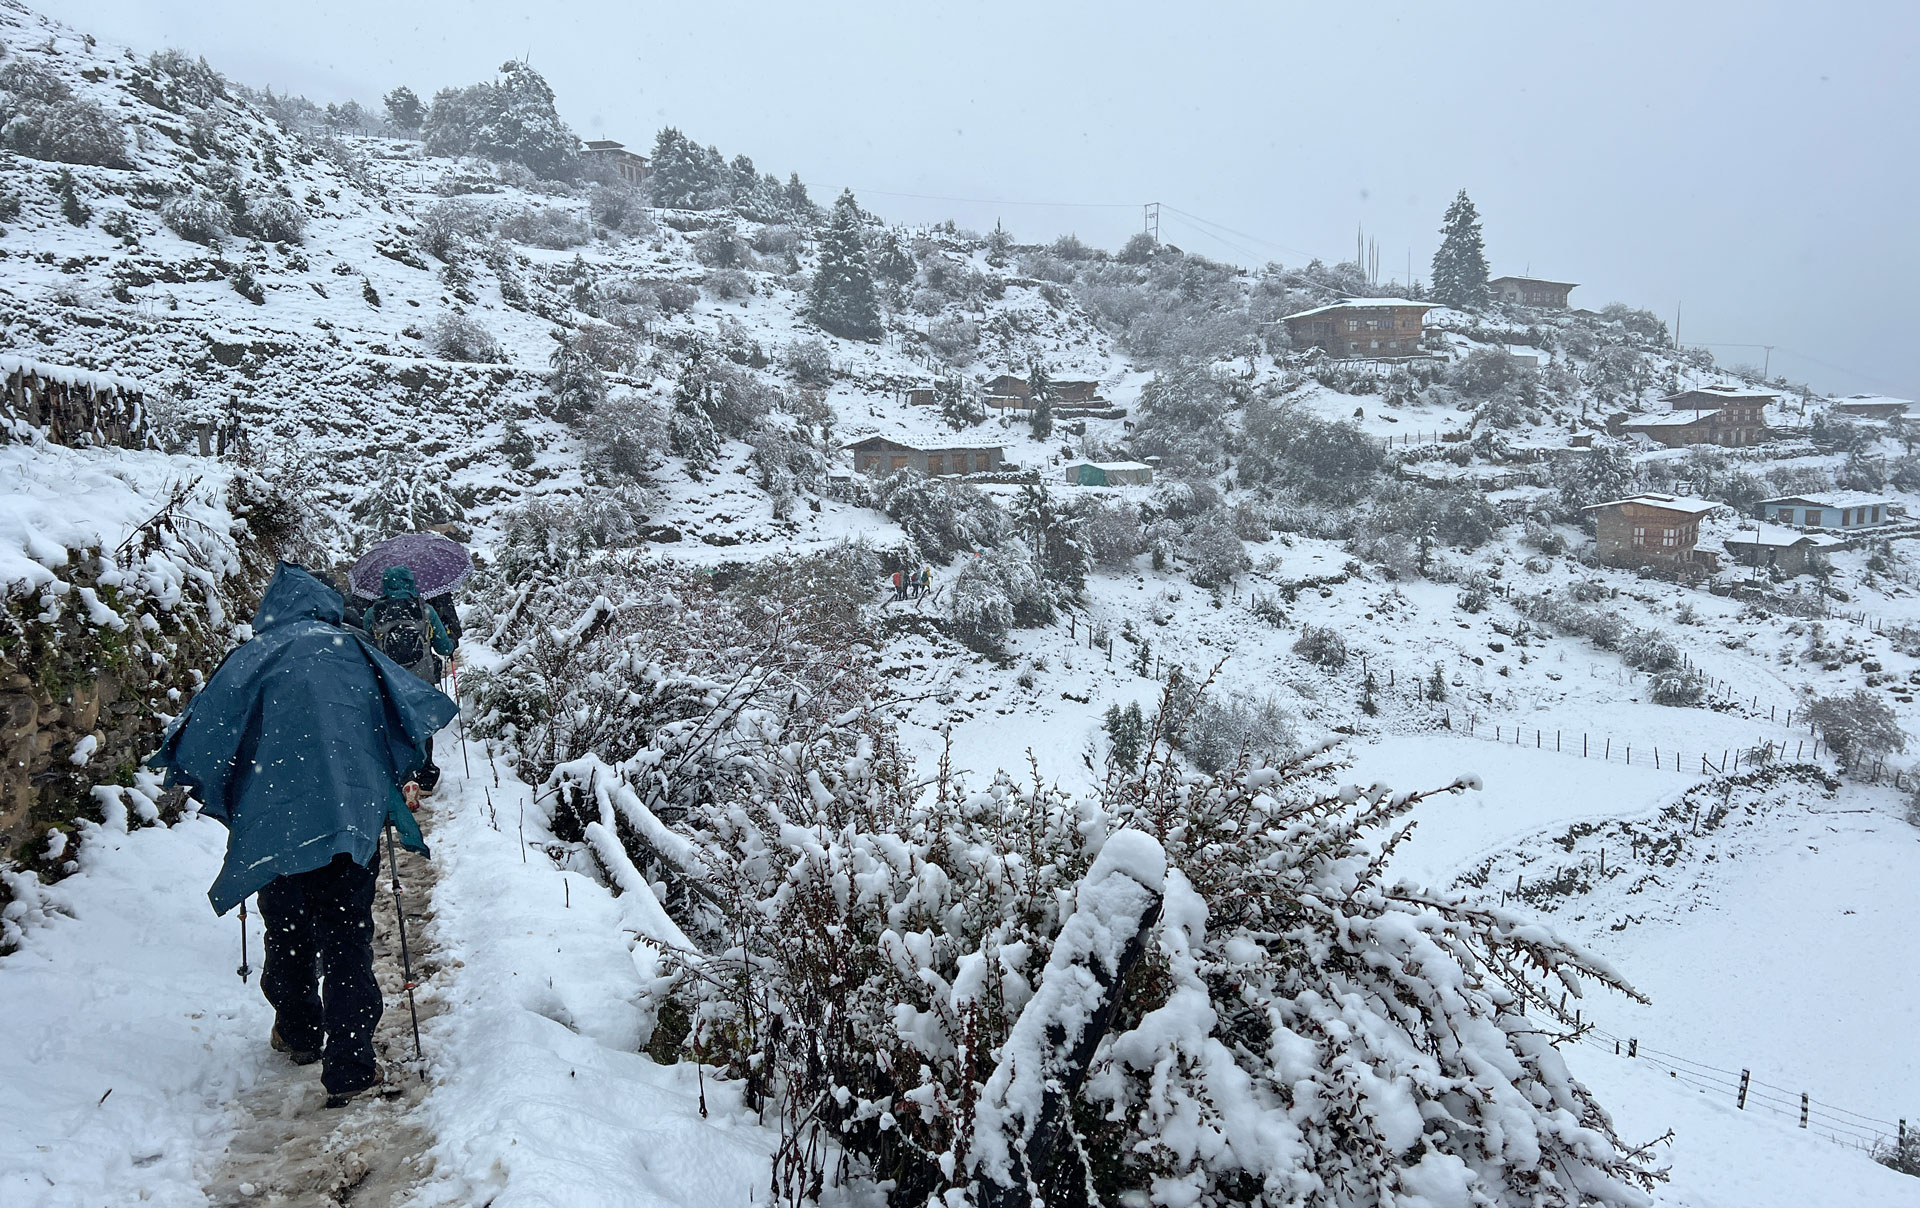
[152,564,459,914]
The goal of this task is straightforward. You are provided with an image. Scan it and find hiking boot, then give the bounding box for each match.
[323,1064,386,1109]
[270,1026,321,1066]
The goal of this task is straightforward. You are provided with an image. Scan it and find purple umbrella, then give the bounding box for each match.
[349,532,474,600]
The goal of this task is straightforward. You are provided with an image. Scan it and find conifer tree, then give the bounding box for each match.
[1430,189,1490,310]
[669,350,722,470]
[808,191,883,342]
[1027,362,1054,440]
[384,86,425,135]
[936,377,984,430]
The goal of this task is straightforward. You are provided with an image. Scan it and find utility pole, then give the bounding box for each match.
[1673,302,1682,351]
[1143,202,1160,245]
[1762,345,1774,378]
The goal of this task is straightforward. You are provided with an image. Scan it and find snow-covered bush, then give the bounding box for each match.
[245,195,306,243]
[782,337,834,386]
[1173,684,1299,773]
[1,94,127,167]
[692,226,751,268]
[1293,624,1349,669]
[946,539,1048,652]
[1804,689,1907,769]
[703,267,752,299]
[579,393,669,483]
[422,59,580,180]
[160,190,231,245]
[498,205,590,249]
[348,451,466,538]
[416,199,490,261]
[1620,629,1682,673]
[1180,512,1248,588]
[425,313,503,363]
[924,315,980,365]
[749,425,827,517]
[633,684,1658,1205]
[588,180,650,234]
[1649,665,1707,707]
[1080,498,1144,567]
[874,470,1007,563]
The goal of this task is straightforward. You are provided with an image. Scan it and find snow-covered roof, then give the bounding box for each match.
[1582,493,1722,516]
[1723,524,1845,550]
[840,430,1008,451]
[1757,492,1891,510]
[1622,412,1715,428]
[1660,385,1775,404]
[1281,298,1435,321]
[1828,394,1911,411]
[0,354,144,395]
[1067,461,1153,472]
[1489,275,1578,288]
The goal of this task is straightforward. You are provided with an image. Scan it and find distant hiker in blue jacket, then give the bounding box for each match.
[153,564,457,1108]
[361,565,456,792]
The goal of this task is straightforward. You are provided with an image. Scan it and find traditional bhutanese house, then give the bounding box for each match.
[1723,525,1844,575]
[1053,380,1103,406]
[1281,298,1435,360]
[1581,494,1722,569]
[1828,394,1912,421]
[1063,460,1154,487]
[583,139,649,186]
[1622,389,1772,447]
[982,374,1030,410]
[845,435,1007,477]
[1756,493,1894,530]
[1489,276,1577,308]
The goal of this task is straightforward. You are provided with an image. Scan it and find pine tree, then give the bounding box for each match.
[1027,362,1054,440]
[936,377,985,430]
[1426,662,1449,702]
[808,190,882,342]
[1429,189,1489,310]
[649,128,715,209]
[669,351,721,470]
[384,86,425,134]
[783,173,816,223]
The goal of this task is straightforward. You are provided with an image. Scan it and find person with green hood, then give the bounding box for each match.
[152,564,457,1108]
[362,564,456,792]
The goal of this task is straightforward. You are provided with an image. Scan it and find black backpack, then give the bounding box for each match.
[367,596,431,669]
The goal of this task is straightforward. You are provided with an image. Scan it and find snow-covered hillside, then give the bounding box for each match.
[3,2,1918,1205]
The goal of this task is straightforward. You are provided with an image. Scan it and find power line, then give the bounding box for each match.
[825,185,1138,210]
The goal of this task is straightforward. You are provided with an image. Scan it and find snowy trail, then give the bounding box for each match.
[201,829,442,1207]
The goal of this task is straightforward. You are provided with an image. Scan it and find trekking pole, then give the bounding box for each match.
[452,659,471,778]
[236,896,251,981]
[383,823,426,1075]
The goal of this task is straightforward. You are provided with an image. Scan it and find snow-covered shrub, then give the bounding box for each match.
[245,195,306,243]
[546,326,607,422]
[1293,624,1348,669]
[750,425,827,517]
[692,226,750,268]
[1458,574,1493,613]
[1180,512,1248,588]
[421,59,580,180]
[703,267,752,299]
[874,471,1007,563]
[777,337,831,387]
[638,682,1658,1205]
[1620,629,1682,673]
[1649,665,1707,707]
[1080,498,1143,567]
[1,93,127,166]
[579,393,669,483]
[1804,690,1907,769]
[416,199,490,260]
[924,315,980,365]
[946,538,1048,652]
[160,190,231,244]
[348,451,466,538]
[751,224,801,256]
[588,180,650,234]
[425,312,503,363]
[1174,685,1299,773]
[498,205,590,249]
[1242,398,1388,502]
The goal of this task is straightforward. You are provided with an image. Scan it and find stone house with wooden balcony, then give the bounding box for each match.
[583,139,650,186]
[1281,299,1435,360]
[1582,493,1722,569]
[1621,387,1773,448]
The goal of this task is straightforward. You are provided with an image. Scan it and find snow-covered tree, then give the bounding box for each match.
[1026,362,1054,440]
[936,376,985,430]
[422,62,579,180]
[1431,188,1490,309]
[383,86,425,134]
[807,190,883,341]
[546,327,606,423]
[668,351,722,471]
[648,127,726,209]
[1013,482,1089,601]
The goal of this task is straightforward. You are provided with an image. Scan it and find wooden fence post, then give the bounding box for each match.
[1738,1070,1750,1110]
[1800,1093,1809,1129]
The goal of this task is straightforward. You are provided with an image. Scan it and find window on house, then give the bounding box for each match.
[1632,525,1646,546]
[1662,528,1678,547]
[1370,340,1380,350]
[1347,319,1361,332]
[1348,341,1359,352]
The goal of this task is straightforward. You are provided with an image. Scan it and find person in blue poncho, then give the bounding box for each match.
[152,564,458,1107]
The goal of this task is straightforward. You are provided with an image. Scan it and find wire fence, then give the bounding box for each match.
[1572,1024,1912,1156]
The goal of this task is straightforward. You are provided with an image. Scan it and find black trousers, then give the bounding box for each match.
[256,851,382,1094]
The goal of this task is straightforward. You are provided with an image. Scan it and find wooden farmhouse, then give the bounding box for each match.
[1063,460,1154,487]
[583,139,650,186]
[1582,493,1722,569]
[1757,493,1894,530]
[1281,299,1434,360]
[1622,387,1773,448]
[1828,395,1911,421]
[845,435,1006,477]
[982,374,1029,409]
[1489,276,1578,308]
[1723,525,1843,576]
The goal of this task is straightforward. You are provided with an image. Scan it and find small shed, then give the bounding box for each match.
[845,435,1007,477]
[1723,526,1844,576]
[1828,395,1911,421]
[1063,460,1154,487]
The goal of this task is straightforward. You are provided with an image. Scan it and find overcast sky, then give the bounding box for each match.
[42,0,1920,400]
